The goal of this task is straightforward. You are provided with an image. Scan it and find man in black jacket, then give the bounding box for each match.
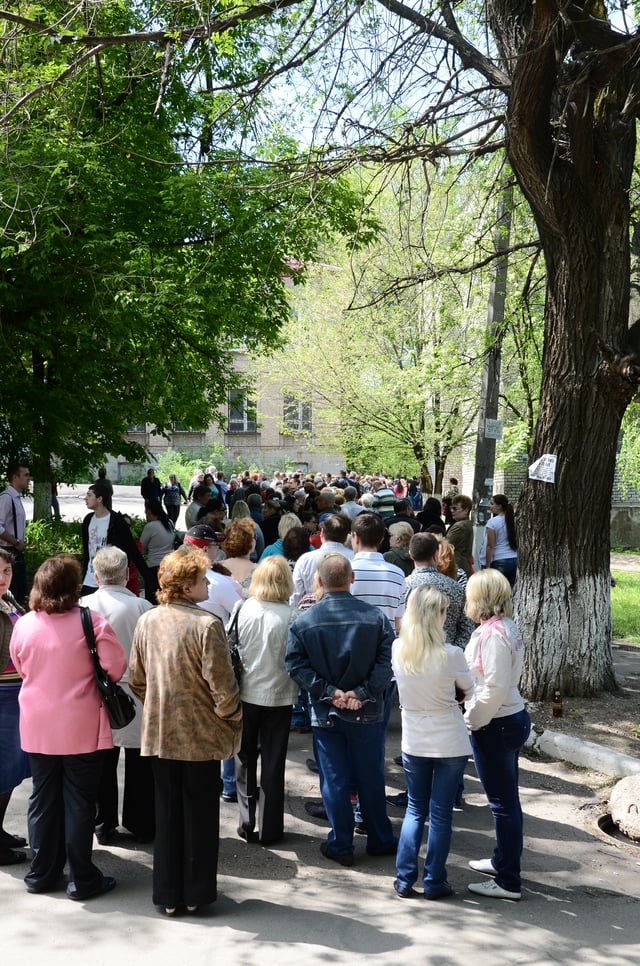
[81,481,150,597]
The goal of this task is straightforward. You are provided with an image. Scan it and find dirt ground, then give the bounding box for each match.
[528,642,640,762]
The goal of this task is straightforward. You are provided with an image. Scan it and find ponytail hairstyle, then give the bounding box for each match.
[492,494,517,551]
[394,586,448,675]
[146,499,172,532]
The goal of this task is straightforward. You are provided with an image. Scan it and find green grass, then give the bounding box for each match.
[611,569,640,643]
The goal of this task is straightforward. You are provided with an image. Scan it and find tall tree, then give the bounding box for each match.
[0,2,373,513]
[3,2,640,695]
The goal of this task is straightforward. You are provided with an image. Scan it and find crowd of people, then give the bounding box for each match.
[0,460,527,915]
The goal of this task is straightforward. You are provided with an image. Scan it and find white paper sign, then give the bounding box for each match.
[485,419,503,440]
[528,453,557,483]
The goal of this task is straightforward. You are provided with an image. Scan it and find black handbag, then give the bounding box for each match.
[226,604,243,685]
[80,606,136,730]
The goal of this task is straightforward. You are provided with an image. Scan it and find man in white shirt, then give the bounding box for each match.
[350,512,405,633]
[291,514,353,605]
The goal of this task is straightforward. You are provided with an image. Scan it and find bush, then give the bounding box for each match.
[25,519,83,574]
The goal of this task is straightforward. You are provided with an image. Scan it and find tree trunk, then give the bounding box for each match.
[488,1,639,697]
[512,151,635,698]
[32,480,53,522]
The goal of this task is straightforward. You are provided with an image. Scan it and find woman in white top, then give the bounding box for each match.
[392,587,473,900]
[140,500,175,604]
[464,569,530,901]
[483,494,518,587]
[228,555,298,845]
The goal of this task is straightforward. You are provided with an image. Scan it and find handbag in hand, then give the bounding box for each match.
[80,606,136,730]
[225,604,244,685]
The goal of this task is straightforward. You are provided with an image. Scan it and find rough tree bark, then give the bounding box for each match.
[489,0,639,696]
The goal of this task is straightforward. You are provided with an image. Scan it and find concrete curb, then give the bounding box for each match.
[526,727,640,777]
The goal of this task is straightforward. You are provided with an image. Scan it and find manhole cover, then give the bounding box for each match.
[598,813,640,849]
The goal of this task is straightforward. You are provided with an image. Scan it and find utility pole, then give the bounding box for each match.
[472,185,512,562]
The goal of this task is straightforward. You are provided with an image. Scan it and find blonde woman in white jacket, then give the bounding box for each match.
[392,587,473,900]
[464,569,531,901]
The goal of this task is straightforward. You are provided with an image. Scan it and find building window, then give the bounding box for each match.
[228,392,257,433]
[172,422,202,433]
[127,423,147,434]
[283,395,312,433]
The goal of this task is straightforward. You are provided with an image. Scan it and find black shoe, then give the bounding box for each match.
[237,827,259,843]
[424,882,454,900]
[25,875,66,895]
[0,848,26,866]
[367,840,398,857]
[222,792,237,803]
[354,823,367,836]
[305,801,327,820]
[320,842,354,867]
[393,878,421,899]
[95,828,124,846]
[393,755,403,766]
[0,830,27,849]
[306,758,319,775]
[385,792,408,808]
[67,876,117,901]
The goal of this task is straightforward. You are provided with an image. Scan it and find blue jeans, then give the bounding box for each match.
[222,758,236,796]
[490,558,517,588]
[396,753,468,895]
[470,708,531,893]
[313,717,395,856]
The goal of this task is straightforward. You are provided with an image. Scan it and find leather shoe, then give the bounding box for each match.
[393,878,421,899]
[320,842,354,867]
[367,840,398,857]
[304,801,327,820]
[95,828,125,846]
[222,792,237,803]
[469,857,497,876]
[67,875,116,901]
[306,758,319,774]
[354,823,367,836]
[0,830,27,849]
[393,754,403,766]
[424,882,454,900]
[0,848,26,865]
[237,827,259,843]
[25,875,66,894]
[385,791,408,808]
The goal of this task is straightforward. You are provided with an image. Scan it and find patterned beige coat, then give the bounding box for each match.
[129,599,242,761]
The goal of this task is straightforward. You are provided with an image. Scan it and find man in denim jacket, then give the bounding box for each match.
[286,553,397,866]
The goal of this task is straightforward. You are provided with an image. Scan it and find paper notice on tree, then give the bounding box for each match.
[528,454,557,483]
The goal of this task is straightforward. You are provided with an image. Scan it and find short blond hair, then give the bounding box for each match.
[248,555,294,602]
[465,569,513,623]
[388,522,414,547]
[157,546,208,604]
[278,513,303,540]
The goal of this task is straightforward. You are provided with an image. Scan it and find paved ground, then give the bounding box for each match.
[7,485,637,962]
[2,704,640,966]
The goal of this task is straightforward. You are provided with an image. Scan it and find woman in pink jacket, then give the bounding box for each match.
[10,555,126,900]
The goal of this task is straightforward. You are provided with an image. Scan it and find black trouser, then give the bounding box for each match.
[9,553,27,607]
[235,702,292,844]
[95,746,155,842]
[164,504,180,525]
[26,751,105,894]
[151,757,220,908]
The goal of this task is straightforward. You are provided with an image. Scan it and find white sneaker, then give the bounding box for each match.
[468,879,521,901]
[468,858,497,876]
